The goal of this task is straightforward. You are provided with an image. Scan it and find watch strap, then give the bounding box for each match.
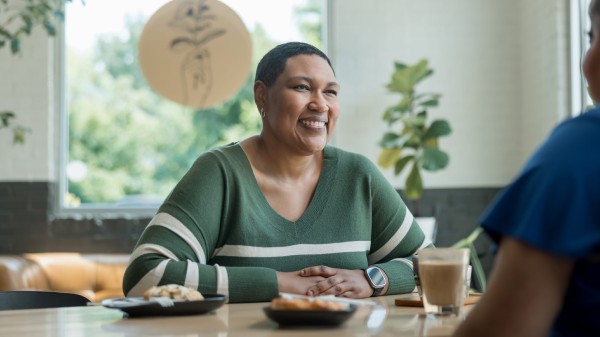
[371,284,384,296]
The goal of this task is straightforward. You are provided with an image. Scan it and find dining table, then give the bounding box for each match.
[0,292,475,337]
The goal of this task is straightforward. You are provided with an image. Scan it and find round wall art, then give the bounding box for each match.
[138,0,252,109]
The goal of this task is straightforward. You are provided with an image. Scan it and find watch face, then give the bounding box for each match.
[366,267,386,288]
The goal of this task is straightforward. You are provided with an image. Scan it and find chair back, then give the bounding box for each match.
[0,290,90,311]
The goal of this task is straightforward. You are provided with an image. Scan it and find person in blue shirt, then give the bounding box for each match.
[453,1,600,337]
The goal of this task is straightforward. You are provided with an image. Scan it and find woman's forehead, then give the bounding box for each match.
[280,55,335,78]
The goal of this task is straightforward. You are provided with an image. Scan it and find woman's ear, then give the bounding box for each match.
[254,81,267,109]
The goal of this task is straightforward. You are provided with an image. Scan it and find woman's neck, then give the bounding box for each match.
[242,135,323,182]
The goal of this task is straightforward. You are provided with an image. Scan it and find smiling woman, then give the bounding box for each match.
[61,0,324,213]
[122,41,431,303]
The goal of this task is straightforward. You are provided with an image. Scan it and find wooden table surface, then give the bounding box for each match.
[0,293,473,337]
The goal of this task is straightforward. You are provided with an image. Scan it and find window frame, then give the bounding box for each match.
[570,0,593,116]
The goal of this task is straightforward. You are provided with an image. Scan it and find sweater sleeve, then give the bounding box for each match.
[122,149,279,303]
[363,158,430,294]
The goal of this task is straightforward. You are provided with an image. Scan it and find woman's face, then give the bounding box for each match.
[583,8,600,103]
[260,54,340,155]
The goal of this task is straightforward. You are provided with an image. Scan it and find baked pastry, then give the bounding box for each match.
[270,297,347,311]
[144,284,204,301]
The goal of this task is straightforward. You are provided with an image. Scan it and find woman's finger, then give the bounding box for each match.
[306,275,344,296]
[318,281,355,297]
[299,265,337,277]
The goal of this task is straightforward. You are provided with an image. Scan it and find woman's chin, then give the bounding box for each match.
[300,139,328,154]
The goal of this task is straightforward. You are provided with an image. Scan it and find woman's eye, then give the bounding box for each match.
[325,89,338,96]
[293,84,310,90]
[588,30,594,44]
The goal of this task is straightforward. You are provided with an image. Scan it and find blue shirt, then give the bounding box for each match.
[480,107,600,337]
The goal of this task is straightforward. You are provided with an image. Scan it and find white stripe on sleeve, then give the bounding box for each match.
[126,259,170,297]
[391,257,414,270]
[368,212,414,264]
[128,243,178,264]
[149,212,207,264]
[215,264,229,297]
[184,260,200,289]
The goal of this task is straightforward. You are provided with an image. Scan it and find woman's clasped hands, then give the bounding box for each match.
[276,265,377,299]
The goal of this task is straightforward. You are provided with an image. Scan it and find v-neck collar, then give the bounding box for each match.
[234,143,337,232]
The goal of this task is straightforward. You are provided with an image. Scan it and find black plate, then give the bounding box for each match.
[102,294,227,317]
[263,305,357,326]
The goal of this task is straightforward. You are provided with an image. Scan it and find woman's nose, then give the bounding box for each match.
[308,100,328,113]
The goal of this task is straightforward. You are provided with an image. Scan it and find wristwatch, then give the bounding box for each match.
[364,266,387,296]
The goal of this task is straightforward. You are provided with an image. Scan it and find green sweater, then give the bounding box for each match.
[123,143,428,302]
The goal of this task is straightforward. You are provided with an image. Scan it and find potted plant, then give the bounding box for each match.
[377,59,451,214]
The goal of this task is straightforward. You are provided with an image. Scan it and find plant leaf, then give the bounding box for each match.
[415,93,442,103]
[386,73,413,94]
[466,227,483,243]
[423,119,452,139]
[0,26,12,38]
[397,95,412,112]
[387,60,433,95]
[452,227,483,248]
[13,126,27,144]
[421,147,449,171]
[393,62,408,71]
[21,15,33,35]
[382,106,395,122]
[1,111,16,127]
[420,98,439,107]
[377,148,401,169]
[43,20,56,36]
[394,155,413,176]
[10,38,20,54]
[451,228,486,291]
[379,132,399,144]
[422,137,438,148]
[469,243,487,291]
[406,114,426,128]
[53,9,65,21]
[404,162,423,200]
[379,132,411,148]
[411,59,433,85]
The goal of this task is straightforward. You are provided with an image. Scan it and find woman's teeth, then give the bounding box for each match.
[301,120,325,127]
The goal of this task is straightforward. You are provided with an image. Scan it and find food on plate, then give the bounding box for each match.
[143,284,204,301]
[270,297,348,311]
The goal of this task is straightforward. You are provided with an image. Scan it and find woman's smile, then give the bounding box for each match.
[299,119,327,130]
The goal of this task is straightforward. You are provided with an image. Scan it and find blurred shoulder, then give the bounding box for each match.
[537,107,600,162]
[552,106,600,139]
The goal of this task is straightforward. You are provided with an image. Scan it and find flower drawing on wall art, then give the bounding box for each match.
[169,0,226,107]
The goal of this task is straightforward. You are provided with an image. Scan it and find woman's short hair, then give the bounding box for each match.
[255,42,334,88]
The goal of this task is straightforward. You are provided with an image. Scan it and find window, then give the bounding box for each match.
[60,0,325,216]
[571,0,593,115]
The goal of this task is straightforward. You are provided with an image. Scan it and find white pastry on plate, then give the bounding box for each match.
[144,284,204,301]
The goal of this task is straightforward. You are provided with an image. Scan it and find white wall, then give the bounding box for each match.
[329,0,570,189]
[518,0,571,159]
[0,30,58,181]
[0,0,571,189]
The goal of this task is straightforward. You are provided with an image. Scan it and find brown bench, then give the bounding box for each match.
[0,253,129,302]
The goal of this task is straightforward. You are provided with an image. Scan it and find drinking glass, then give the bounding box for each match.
[417,248,469,316]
